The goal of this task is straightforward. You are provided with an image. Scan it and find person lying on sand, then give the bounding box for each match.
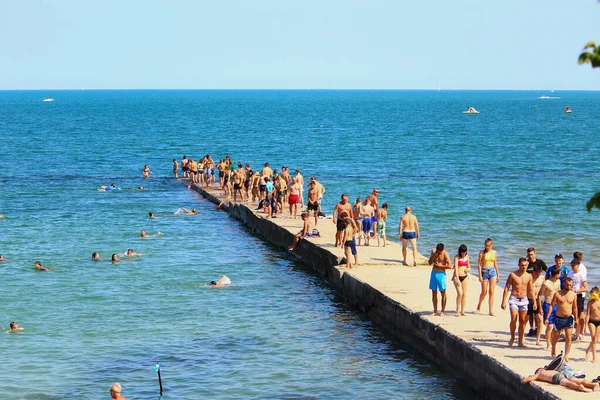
[522,367,599,392]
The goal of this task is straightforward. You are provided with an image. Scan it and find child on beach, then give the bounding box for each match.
[376,203,388,247]
[586,287,600,363]
[343,217,359,269]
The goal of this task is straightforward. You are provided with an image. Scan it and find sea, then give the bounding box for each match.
[1,89,599,399]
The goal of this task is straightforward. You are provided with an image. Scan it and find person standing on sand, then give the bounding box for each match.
[181,155,189,178]
[452,244,470,317]
[352,198,363,245]
[366,189,380,239]
[261,162,273,180]
[295,169,305,206]
[428,243,452,316]
[527,264,545,345]
[541,268,561,350]
[343,216,359,269]
[361,198,374,246]
[547,277,577,362]
[375,203,388,247]
[399,206,420,266]
[477,238,500,316]
[307,181,320,227]
[172,159,179,178]
[569,258,588,342]
[546,253,570,289]
[585,286,600,363]
[501,257,535,348]
[287,178,300,218]
[333,194,353,248]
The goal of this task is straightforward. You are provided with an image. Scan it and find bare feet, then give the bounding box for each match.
[439,312,445,317]
[564,357,570,363]
[461,312,466,316]
[518,342,527,348]
[508,338,514,347]
[455,312,460,317]
[489,312,495,316]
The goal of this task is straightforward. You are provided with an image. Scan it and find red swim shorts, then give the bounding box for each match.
[288,194,299,205]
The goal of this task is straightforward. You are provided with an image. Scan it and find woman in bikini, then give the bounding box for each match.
[477,238,500,316]
[453,244,471,317]
[586,287,600,363]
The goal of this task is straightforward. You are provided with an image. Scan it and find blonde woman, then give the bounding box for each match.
[453,244,470,317]
[477,238,500,316]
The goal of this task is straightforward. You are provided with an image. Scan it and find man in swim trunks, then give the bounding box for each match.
[288,177,301,218]
[307,181,320,227]
[522,367,598,392]
[527,264,545,345]
[261,162,273,180]
[333,194,353,248]
[547,277,577,362]
[569,258,588,342]
[428,243,452,316]
[399,206,420,266]
[181,155,189,178]
[541,268,561,350]
[501,257,535,347]
[295,169,305,206]
[172,158,179,178]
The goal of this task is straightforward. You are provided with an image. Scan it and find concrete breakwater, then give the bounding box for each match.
[190,183,576,399]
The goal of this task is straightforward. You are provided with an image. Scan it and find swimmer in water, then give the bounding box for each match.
[142,165,150,178]
[0,254,12,262]
[209,275,231,287]
[0,214,5,219]
[111,254,119,263]
[109,383,130,400]
[124,249,143,257]
[9,322,24,331]
[100,183,118,191]
[181,208,197,215]
[34,261,49,271]
[140,230,162,238]
[92,252,102,261]
[148,211,160,219]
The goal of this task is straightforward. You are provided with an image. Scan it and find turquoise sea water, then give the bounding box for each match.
[1,90,599,399]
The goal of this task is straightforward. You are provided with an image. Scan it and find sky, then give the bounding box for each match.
[1,0,599,90]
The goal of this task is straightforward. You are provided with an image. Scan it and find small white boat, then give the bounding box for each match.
[462,108,479,114]
[565,106,572,113]
[43,98,54,102]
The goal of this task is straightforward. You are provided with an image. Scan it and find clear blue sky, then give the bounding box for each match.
[2,0,599,90]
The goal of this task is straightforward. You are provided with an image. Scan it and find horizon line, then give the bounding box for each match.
[1,88,599,92]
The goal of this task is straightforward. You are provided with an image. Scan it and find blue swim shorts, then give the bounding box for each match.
[481,268,497,281]
[402,231,417,240]
[553,315,574,332]
[362,218,373,233]
[429,270,447,291]
[542,302,558,325]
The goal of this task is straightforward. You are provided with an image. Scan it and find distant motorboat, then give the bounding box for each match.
[565,106,572,113]
[463,107,479,114]
[43,98,54,102]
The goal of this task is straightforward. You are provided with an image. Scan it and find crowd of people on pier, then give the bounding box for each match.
[175,153,600,393]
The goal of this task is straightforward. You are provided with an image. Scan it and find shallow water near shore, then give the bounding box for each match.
[1,89,599,398]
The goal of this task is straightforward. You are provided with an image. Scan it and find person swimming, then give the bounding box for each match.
[111,254,119,263]
[124,249,143,257]
[140,230,162,238]
[100,183,119,191]
[92,252,102,261]
[209,275,231,287]
[34,261,49,271]
[9,322,24,331]
[175,208,197,215]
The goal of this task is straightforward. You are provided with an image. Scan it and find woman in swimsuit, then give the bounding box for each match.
[477,238,500,316]
[453,244,471,317]
[352,198,363,245]
[585,287,600,363]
